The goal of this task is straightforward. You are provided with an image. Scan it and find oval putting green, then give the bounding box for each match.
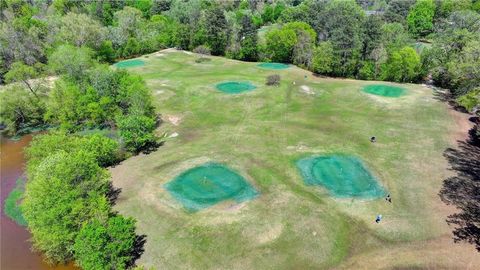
[164,162,258,211]
[362,84,406,97]
[296,155,386,199]
[257,62,290,70]
[216,81,257,94]
[114,59,145,68]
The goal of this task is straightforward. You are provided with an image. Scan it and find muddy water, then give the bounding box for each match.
[1,135,77,270]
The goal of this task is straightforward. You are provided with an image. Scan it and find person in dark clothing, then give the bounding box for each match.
[370,136,376,143]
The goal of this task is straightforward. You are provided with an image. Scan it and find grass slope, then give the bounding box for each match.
[110,50,480,269]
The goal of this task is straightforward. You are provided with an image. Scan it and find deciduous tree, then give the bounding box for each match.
[312,41,334,75]
[407,0,435,37]
[22,151,111,264]
[74,215,139,270]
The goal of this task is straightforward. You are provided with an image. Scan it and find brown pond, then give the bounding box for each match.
[1,135,77,270]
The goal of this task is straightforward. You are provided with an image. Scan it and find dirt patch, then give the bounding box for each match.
[165,114,183,126]
[448,109,473,143]
[159,48,178,53]
[300,85,315,95]
[256,224,283,244]
[286,144,310,152]
[168,132,179,138]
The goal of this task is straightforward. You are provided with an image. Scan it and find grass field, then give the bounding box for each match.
[110,50,480,269]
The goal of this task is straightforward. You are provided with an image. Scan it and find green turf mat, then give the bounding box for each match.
[362,84,406,97]
[164,162,258,211]
[215,81,257,94]
[296,155,386,198]
[114,59,145,68]
[257,62,290,70]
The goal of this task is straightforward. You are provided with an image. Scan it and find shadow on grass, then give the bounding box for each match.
[141,141,164,155]
[106,182,122,206]
[439,129,480,252]
[127,234,147,269]
[108,189,147,267]
[432,90,469,113]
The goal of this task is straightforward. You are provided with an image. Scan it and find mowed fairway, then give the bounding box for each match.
[110,50,480,269]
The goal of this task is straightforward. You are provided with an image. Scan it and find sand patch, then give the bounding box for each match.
[168,132,179,138]
[300,85,315,95]
[165,114,183,126]
[286,143,311,152]
[160,48,178,53]
[256,224,283,244]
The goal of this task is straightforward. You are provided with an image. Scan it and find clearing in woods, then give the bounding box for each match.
[109,50,480,269]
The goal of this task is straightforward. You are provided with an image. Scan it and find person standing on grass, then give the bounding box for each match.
[375,214,382,223]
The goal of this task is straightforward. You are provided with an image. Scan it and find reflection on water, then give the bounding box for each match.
[1,135,77,270]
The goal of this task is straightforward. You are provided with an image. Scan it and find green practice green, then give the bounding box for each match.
[215,81,257,94]
[164,163,258,211]
[257,62,290,70]
[297,155,386,198]
[362,84,406,97]
[114,59,146,68]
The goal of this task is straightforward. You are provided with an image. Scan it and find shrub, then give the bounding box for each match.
[266,74,281,86]
[195,57,211,63]
[116,114,157,152]
[193,45,211,55]
[312,42,334,75]
[26,133,120,171]
[74,215,139,270]
[22,151,111,264]
[457,89,480,113]
[0,85,46,136]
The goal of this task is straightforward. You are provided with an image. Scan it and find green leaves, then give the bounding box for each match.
[312,42,334,75]
[204,6,228,55]
[407,0,435,37]
[26,133,120,171]
[74,216,138,270]
[265,28,297,63]
[457,88,480,113]
[49,45,94,82]
[382,46,421,82]
[0,84,46,135]
[117,114,157,152]
[21,131,142,267]
[22,150,111,264]
[324,0,365,77]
